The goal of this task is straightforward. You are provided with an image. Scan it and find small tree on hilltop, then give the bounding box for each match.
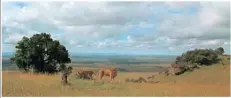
[178,49,220,65]
[215,47,225,55]
[169,48,221,75]
[11,33,71,73]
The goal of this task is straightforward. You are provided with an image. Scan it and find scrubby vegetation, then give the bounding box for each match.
[125,76,160,84]
[175,48,221,66]
[125,77,147,83]
[166,47,225,75]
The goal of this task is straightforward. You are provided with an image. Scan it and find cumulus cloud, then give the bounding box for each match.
[159,2,230,40]
[4,33,24,44]
[2,2,230,55]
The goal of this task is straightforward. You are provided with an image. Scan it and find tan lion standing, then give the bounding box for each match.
[97,67,117,83]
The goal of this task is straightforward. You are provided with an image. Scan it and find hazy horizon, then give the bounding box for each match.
[2,53,176,72]
[2,51,179,57]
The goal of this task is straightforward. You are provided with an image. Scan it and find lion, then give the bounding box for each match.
[97,67,117,83]
[76,70,96,80]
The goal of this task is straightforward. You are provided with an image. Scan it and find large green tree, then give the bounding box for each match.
[11,33,71,73]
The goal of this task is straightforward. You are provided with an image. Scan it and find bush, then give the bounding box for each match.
[125,78,130,82]
[137,77,147,83]
[176,48,220,66]
[125,77,147,83]
[147,75,155,80]
[215,47,225,55]
[125,76,161,84]
[168,48,221,75]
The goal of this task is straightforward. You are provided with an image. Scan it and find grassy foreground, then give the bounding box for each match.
[2,56,230,96]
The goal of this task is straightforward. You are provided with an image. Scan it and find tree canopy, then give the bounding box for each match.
[11,33,71,73]
[175,48,220,66]
[215,47,225,55]
[169,47,224,75]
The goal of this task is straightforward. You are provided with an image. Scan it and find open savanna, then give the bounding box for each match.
[2,56,230,97]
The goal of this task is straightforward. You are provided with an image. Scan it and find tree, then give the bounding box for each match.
[11,33,71,73]
[169,48,220,75]
[174,48,220,66]
[61,71,68,85]
[175,56,181,64]
[58,64,73,75]
[215,47,224,55]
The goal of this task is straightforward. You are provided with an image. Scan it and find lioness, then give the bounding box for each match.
[76,70,96,80]
[97,67,117,83]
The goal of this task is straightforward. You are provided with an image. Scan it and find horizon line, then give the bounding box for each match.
[2,52,179,56]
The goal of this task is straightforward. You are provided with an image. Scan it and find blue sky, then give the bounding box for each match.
[2,2,230,55]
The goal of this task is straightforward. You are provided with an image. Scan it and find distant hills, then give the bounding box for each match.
[2,52,14,57]
[2,52,178,57]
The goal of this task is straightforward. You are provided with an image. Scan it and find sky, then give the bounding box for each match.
[2,1,230,55]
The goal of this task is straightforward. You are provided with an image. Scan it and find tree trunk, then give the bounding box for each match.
[61,72,68,85]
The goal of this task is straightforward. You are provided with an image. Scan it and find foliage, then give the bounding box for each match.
[175,48,220,66]
[11,33,71,73]
[169,48,222,75]
[67,66,73,75]
[215,47,225,55]
[59,64,73,76]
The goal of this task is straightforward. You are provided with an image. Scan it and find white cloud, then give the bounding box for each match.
[224,41,230,45]
[69,40,76,45]
[158,2,230,40]
[138,22,155,28]
[168,47,175,51]
[4,33,24,44]
[76,45,83,48]
[202,40,220,46]
[199,8,220,27]
[2,2,230,54]
[127,36,134,43]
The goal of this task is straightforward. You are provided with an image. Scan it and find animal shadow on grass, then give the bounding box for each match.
[61,81,72,86]
[148,81,160,84]
[61,82,76,90]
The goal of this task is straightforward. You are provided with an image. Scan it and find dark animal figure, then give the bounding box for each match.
[76,70,96,80]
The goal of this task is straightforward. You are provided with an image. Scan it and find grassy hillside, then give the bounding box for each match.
[2,56,230,96]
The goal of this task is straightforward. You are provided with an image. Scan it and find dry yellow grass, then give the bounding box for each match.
[2,56,230,96]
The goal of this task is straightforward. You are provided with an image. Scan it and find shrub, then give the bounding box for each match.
[125,78,130,82]
[168,48,222,75]
[125,77,147,83]
[147,75,155,80]
[176,48,220,66]
[215,47,225,55]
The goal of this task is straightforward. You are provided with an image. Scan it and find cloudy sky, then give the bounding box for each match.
[2,1,230,55]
